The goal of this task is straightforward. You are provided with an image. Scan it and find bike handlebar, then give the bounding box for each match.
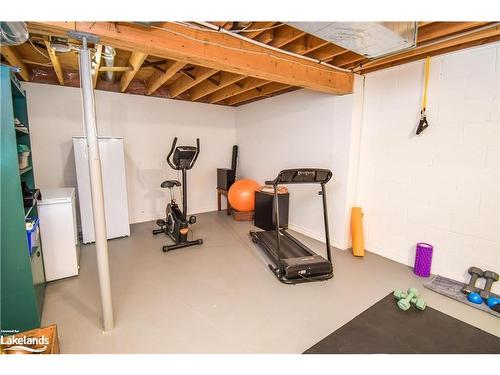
[166,137,178,170]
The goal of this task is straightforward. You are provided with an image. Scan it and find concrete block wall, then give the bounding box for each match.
[356,43,499,291]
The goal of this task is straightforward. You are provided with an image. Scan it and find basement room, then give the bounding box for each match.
[1,1,499,371]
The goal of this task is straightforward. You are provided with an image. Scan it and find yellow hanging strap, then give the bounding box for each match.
[421,56,431,111]
[416,56,431,135]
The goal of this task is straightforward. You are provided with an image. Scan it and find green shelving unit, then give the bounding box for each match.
[1,65,46,335]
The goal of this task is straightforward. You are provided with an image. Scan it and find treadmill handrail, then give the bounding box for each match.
[266,168,332,186]
[270,169,333,272]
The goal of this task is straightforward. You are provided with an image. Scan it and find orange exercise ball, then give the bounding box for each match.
[228,179,261,212]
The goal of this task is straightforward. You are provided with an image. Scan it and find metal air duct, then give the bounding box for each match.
[0,22,29,46]
[287,22,418,58]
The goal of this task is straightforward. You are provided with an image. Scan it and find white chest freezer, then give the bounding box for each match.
[38,188,80,281]
[73,136,130,243]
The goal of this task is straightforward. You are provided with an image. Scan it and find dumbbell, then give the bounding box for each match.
[461,267,484,294]
[479,271,499,300]
[394,288,426,311]
[486,297,500,308]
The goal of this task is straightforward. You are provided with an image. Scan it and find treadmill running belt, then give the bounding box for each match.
[257,230,309,259]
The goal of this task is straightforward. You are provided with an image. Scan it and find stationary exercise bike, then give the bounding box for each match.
[153,137,203,252]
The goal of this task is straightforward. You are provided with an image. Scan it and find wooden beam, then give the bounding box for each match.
[167,66,218,98]
[186,23,325,103]
[145,60,186,95]
[185,23,277,101]
[306,44,348,61]
[240,22,277,39]
[44,40,64,85]
[0,46,31,81]
[360,33,500,74]
[254,29,274,44]
[356,24,500,71]
[99,66,133,72]
[329,51,365,67]
[26,22,354,95]
[268,25,306,48]
[205,77,267,103]
[225,82,290,106]
[282,34,330,55]
[92,44,102,88]
[188,71,243,101]
[21,59,52,67]
[120,51,147,92]
[417,22,491,43]
[141,59,167,68]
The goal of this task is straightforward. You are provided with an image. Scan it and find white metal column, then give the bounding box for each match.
[78,37,114,332]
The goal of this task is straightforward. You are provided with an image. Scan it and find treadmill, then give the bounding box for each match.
[249,168,333,284]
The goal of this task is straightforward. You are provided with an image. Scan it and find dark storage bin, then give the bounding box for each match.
[254,191,289,230]
[217,168,235,190]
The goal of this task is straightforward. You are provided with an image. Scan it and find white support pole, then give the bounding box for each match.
[78,37,114,332]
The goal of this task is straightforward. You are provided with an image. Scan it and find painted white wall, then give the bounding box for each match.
[235,81,364,249]
[24,83,236,224]
[356,43,500,290]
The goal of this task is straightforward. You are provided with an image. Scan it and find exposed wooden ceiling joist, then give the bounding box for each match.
[417,22,491,43]
[205,77,267,103]
[183,21,283,102]
[239,22,277,39]
[120,51,147,92]
[99,66,133,72]
[44,40,64,85]
[8,21,498,107]
[268,26,306,48]
[306,44,349,61]
[0,45,31,81]
[225,82,287,106]
[188,71,243,101]
[168,66,218,98]
[26,21,354,95]
[145,60,186,95]
[92,44,103,88]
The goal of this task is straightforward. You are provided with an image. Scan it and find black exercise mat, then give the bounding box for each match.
[304,293,500,354]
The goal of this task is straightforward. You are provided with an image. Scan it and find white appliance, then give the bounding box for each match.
[73,136,130,243]
[38,188,80,281]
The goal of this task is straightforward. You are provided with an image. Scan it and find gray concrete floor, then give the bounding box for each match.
[41,211,499,353]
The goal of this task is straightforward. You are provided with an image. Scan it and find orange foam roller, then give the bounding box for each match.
[351,207,365,257]
[228,179,260,212]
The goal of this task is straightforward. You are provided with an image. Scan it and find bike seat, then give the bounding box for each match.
[161,180,181,188]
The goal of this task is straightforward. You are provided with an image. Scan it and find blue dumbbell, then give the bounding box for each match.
[467,292,483,304]
[486,297,500,307]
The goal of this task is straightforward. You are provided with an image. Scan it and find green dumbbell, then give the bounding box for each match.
[393,288,426,311]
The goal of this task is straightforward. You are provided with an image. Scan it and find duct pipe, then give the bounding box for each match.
[0,22,28,46]
[78,37,114,332]
[102,45,116,82]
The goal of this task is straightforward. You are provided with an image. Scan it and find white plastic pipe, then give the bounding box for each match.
[78,37,114,332]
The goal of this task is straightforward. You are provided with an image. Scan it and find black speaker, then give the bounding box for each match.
[217,168,235,190]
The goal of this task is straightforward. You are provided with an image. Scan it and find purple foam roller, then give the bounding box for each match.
[414,243,433,277]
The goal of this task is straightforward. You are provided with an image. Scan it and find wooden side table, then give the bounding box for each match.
[217,188,232,215]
